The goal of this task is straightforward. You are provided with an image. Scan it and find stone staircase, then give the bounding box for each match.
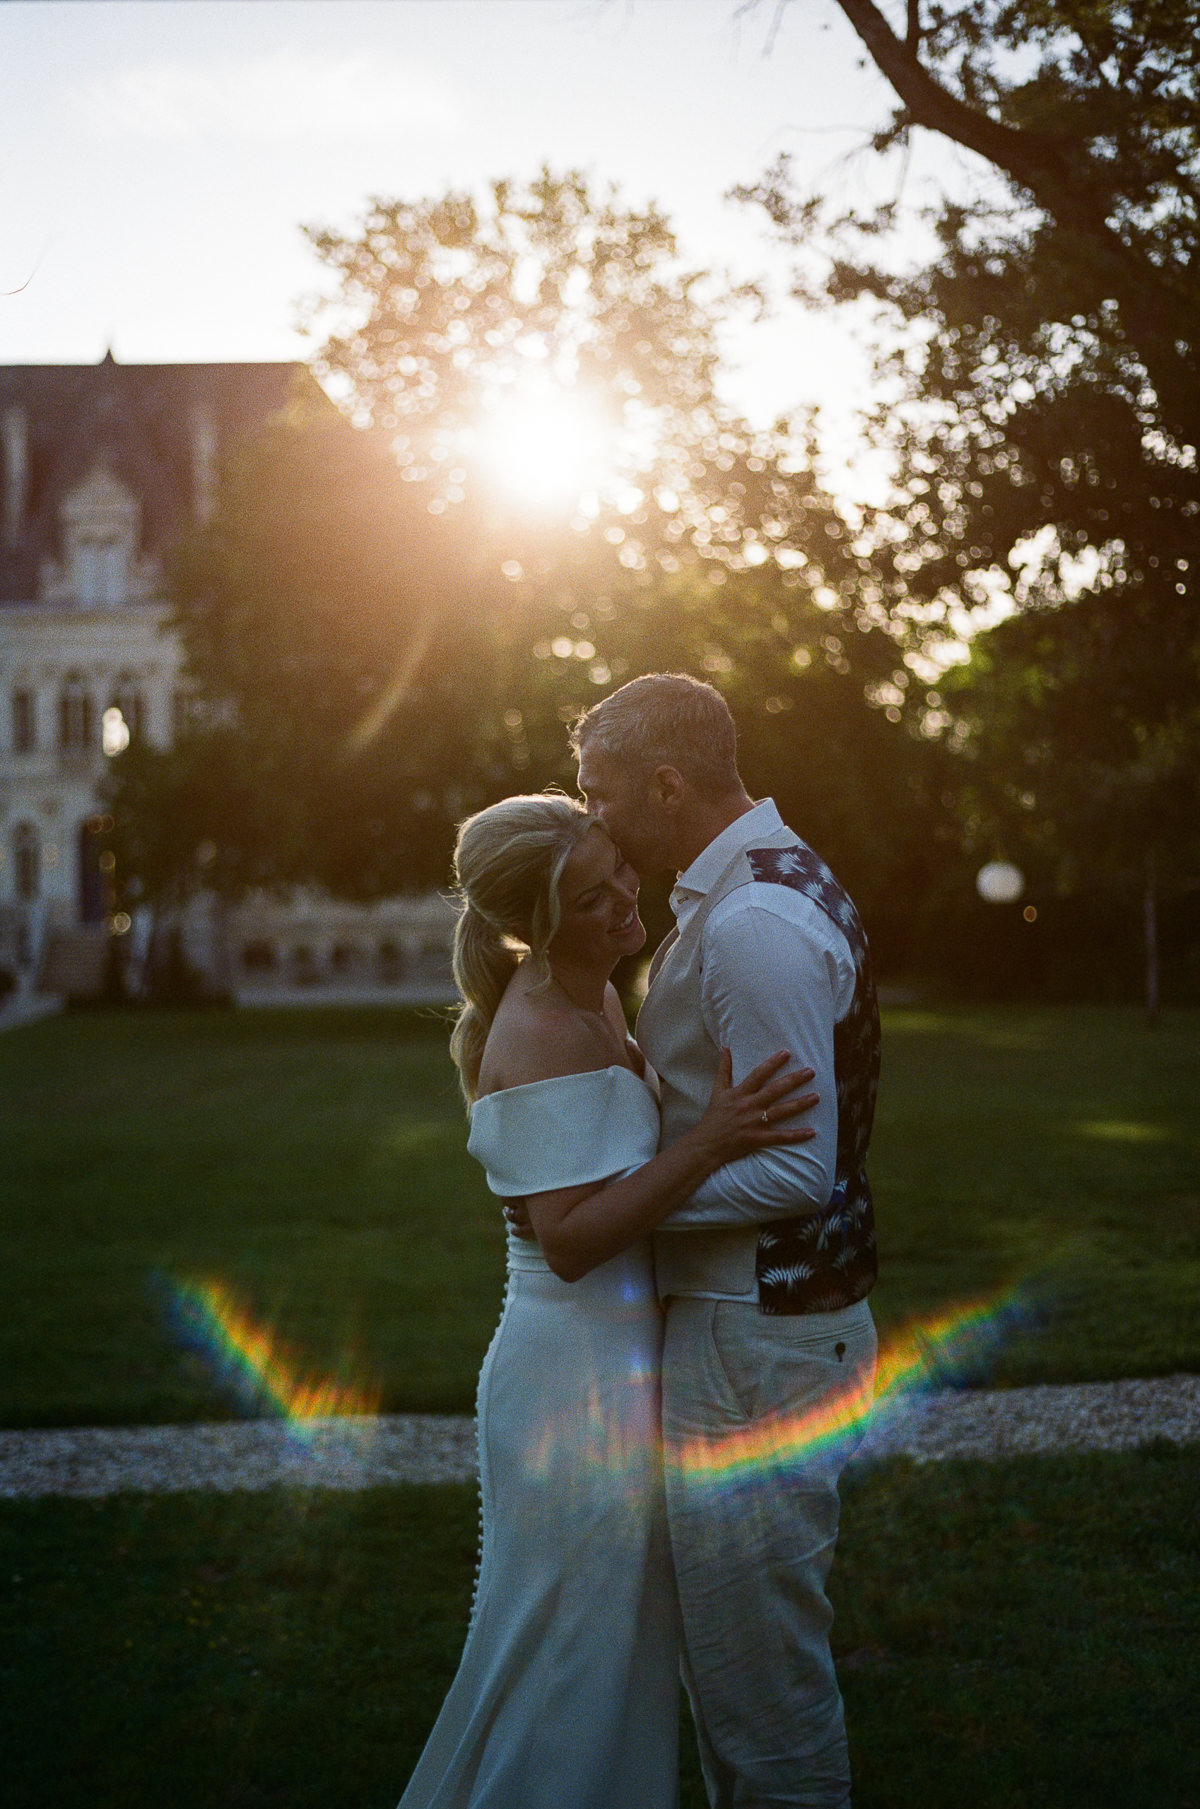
[37,924,110,1001]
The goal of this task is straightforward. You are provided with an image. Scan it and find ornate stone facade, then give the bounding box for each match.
[0,354,454,1004]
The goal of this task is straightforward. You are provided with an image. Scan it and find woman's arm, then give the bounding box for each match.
[526,1049,817,1282]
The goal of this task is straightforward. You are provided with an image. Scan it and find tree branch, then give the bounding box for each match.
[829,0,1199,440]
[833,0,1091,202]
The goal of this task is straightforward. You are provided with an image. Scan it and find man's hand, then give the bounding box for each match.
[501,1196,536,1240]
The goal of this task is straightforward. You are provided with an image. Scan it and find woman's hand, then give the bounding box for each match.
[692,1048,819,1167]
[498,1049,819,1281]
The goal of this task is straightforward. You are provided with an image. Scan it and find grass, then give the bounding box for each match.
[869,1004,1200,1383]
[3,1005,1196,1805]
[2,1446,1197,1808]
[1,1003,1197,1427]
[2,1007,503,1425]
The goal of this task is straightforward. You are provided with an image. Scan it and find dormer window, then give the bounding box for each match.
[76,533,128,607]
[59,462,140,609]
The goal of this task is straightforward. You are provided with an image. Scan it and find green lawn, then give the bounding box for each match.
[3,1446,1197,1808]
[1,1004,1197,1427]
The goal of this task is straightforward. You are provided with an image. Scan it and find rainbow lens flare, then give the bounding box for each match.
[163,1276,380,1431]
[874,1282,1033,1401]
[669,1284,1033,1491]
[525,1367,663,1498]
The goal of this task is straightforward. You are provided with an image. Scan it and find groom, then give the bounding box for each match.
[571,672,880,1809]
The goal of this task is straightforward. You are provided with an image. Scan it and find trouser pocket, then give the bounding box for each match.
[710,1298,877,1425]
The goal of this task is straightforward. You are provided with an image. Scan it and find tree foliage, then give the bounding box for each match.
[743,1,1200,938]
[113,409,499,898]
[818,0,1200,442]
[303,168,955,910]
[112,168,959,968]
[304,168,786,565]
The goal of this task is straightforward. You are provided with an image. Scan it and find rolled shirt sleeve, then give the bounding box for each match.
[660,890,855,1227]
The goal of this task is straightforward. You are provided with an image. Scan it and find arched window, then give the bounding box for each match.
[290,945,319,985]
[378,940,407,983]
[58,676,94,751]
[112,679,145,741]
[13,822,39,900]
[240,940,276,974]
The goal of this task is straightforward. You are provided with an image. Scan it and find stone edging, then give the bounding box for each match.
[2,1374,1196,1500]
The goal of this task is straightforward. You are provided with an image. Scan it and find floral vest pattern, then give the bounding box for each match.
[746,842,880,1315]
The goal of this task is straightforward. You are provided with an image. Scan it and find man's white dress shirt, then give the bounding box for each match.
[659,799,856,1228]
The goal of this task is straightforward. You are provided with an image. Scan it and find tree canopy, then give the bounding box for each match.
[108,28,1200,1002]
[302,166,863,588]
[115,406,496,899]
[113,168,957,971]
[740,0,1200,994]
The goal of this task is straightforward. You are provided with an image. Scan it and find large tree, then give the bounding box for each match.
[742,0,1200,998]
[820,0,1199,440]
[116,169,958,966]
[305,167,958,930]
[300,164,899,643]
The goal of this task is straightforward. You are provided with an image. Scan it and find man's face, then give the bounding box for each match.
[576,742,674,876]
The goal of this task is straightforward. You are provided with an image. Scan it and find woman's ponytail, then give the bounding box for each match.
[449,903,519,1103]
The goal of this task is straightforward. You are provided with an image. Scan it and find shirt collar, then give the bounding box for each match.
[672,798,784,905]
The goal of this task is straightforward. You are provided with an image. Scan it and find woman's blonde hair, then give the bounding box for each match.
[449,792,600,1104]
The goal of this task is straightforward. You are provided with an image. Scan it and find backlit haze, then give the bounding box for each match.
[0,0,964,501]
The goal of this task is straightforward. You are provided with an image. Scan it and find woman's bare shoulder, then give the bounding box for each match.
[602,982,646,1076]
[602,982,630,1037]
[477,991,611,1096]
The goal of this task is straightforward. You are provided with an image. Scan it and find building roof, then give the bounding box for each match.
[0,355,313,605]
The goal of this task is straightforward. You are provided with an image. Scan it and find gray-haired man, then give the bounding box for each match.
[572,672,880,1809]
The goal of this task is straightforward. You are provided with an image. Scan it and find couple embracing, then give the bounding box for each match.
[398,673,881,1809]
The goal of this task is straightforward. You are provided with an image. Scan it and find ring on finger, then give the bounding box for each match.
[761,1109,769,1125]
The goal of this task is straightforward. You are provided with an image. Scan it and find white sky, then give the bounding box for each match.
[0,0,961,482]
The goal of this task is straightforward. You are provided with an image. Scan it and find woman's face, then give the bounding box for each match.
[550,827,645,971]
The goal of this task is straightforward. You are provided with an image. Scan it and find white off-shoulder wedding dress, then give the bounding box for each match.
[396,1064,680,1809]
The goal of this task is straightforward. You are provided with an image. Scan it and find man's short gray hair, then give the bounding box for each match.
[569,672,741,797]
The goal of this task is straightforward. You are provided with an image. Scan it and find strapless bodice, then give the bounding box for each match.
[467,1064,661,1197]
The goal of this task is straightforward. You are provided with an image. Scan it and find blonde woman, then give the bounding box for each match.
[397,793,817,1809]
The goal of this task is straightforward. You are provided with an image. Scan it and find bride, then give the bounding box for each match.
[397,793,818,1809]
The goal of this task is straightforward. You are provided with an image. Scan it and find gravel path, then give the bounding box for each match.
[2,1374,1196,1499]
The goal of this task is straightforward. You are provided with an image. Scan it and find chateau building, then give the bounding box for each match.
[0,354,454,1004]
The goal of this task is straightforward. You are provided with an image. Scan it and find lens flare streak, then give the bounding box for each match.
[344,616,434,757]
[668,1285,1033,1491]
[166,1276,379,1432]
[514,1288,1034,1503]
[163,1276,1032,1479]
[525,1363,661,1495]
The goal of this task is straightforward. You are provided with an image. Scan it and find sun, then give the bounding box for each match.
[475,381,611,508]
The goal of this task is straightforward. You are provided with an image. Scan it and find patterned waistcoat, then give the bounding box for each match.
[637,826,880,1316]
